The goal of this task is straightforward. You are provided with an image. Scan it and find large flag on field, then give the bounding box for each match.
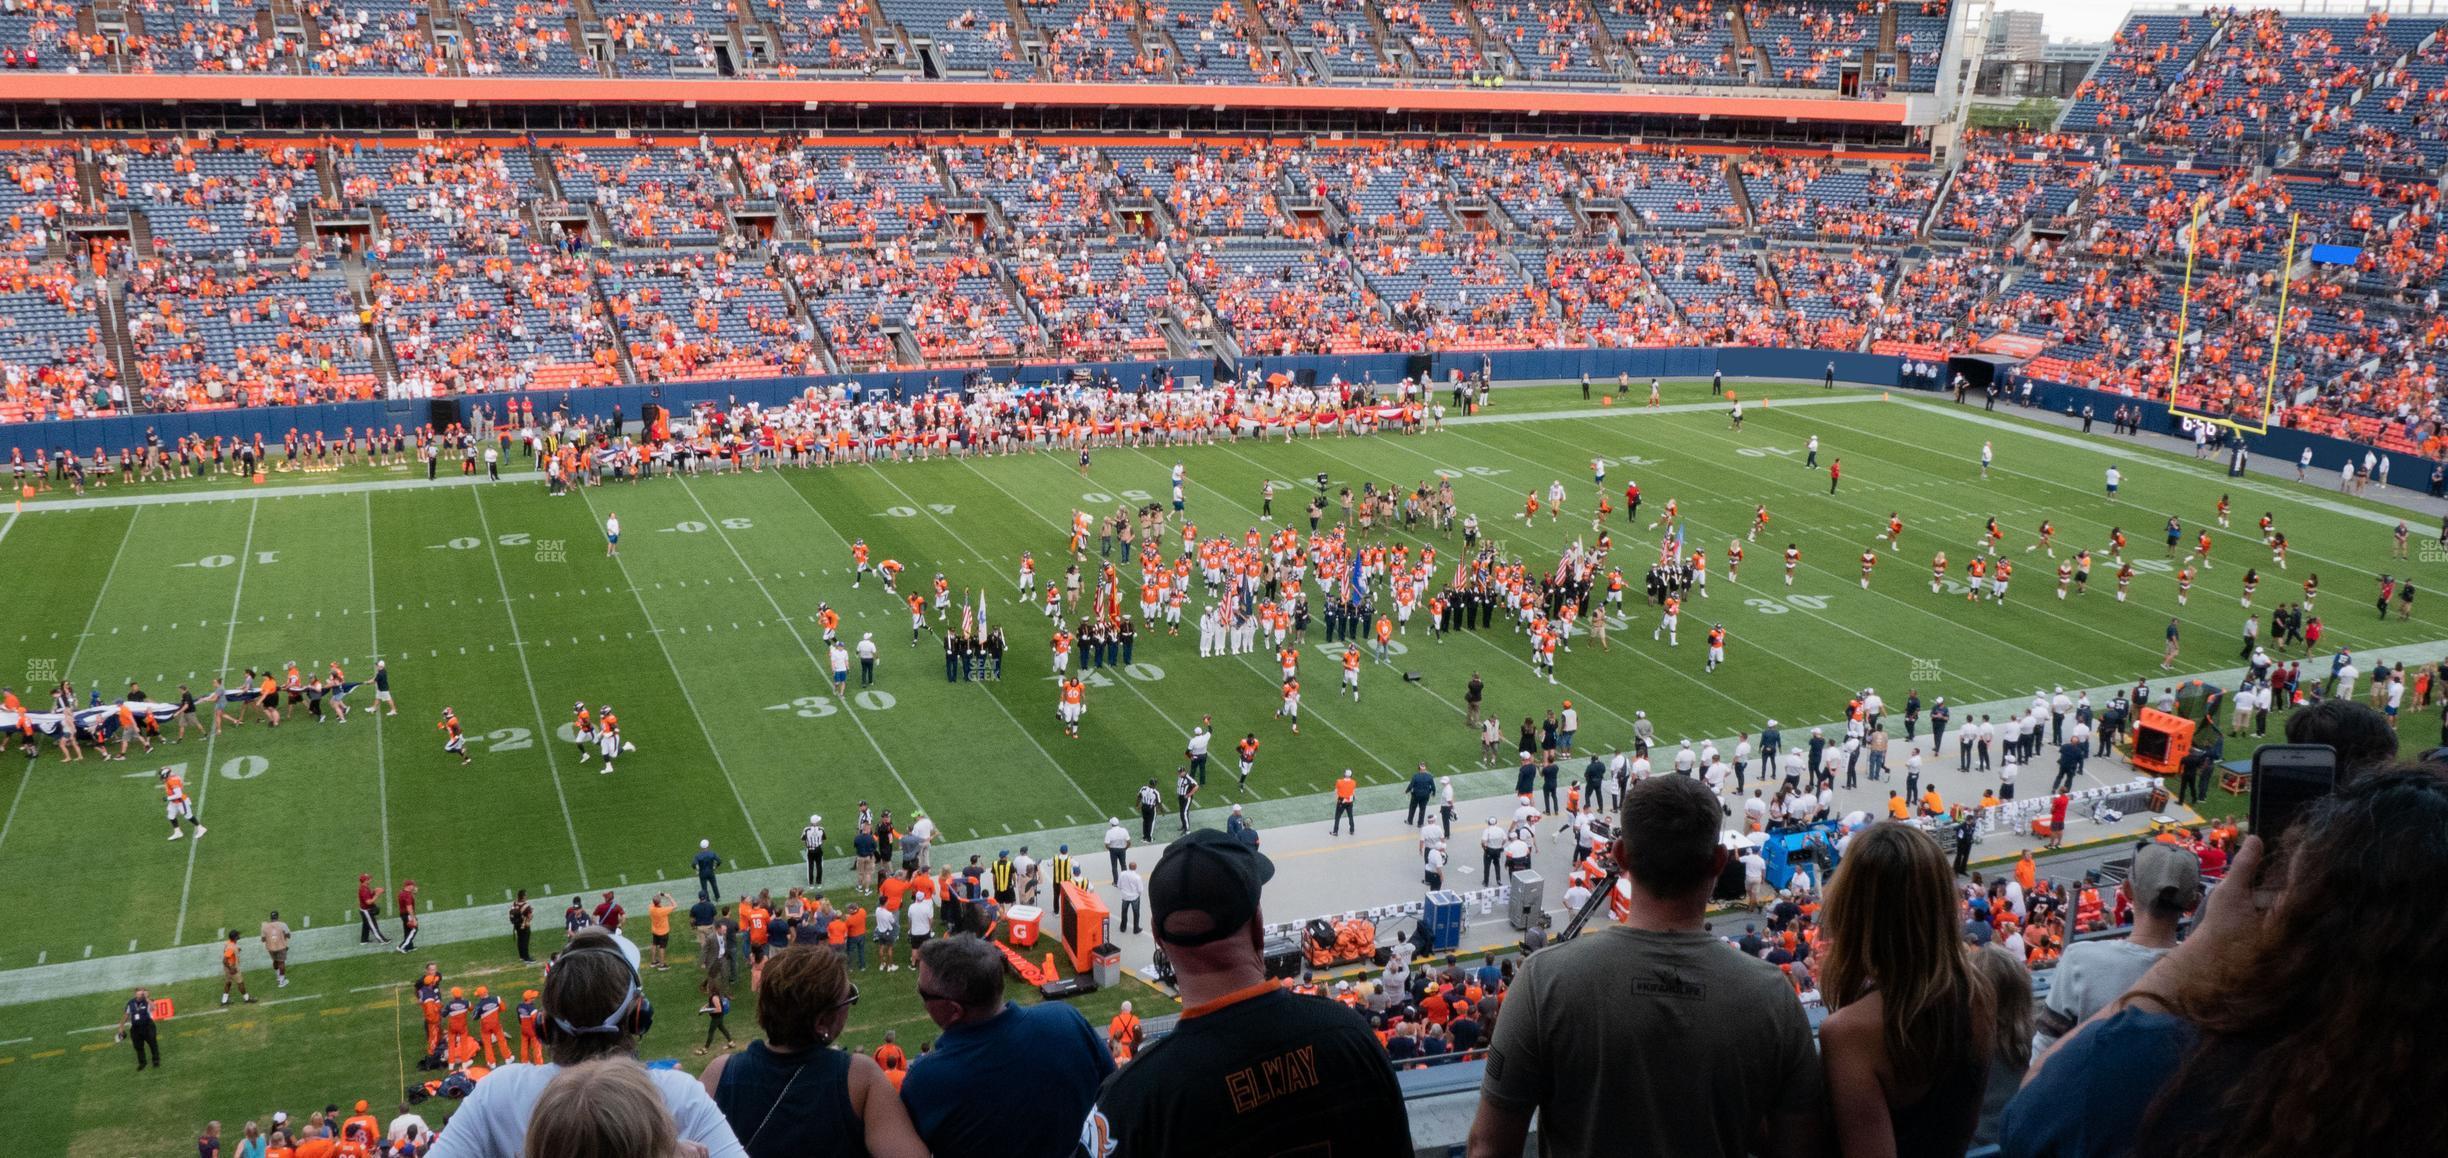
[0,683,361,737]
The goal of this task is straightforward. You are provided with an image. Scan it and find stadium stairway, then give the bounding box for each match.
[1724,157,1758,230]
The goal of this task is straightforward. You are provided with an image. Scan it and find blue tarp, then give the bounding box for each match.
[2307,243,2363,266]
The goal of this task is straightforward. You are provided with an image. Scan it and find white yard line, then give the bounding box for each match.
[1737,407,2412,646]
[1459,417,2098,689]
[1836,400,2419,571]
[949,453,1412,783]
[173,502,252,947]
[1438,417,2109,688]
[362,493,393,894]
[468,487,592,889]
[854,464,1112,814]
[572,482,781,860]
[0,508,139,862]
[676,473,940,819]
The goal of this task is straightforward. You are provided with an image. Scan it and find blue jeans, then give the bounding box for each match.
[1868,751,1887,779]
[846,935,867,969]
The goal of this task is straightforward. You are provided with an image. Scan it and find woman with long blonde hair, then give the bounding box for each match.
[1819,822,1993,1158]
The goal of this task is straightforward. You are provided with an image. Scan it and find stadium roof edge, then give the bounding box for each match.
[0,74,1913,125]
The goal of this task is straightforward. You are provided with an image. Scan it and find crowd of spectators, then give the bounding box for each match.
[17,8,2448,446]
[0,0,1959,84]
[1742,153,1938,242]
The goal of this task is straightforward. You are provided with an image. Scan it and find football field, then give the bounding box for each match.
[1,379,2441,970]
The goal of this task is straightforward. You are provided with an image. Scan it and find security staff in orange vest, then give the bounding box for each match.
[1107,1000,1142,1061]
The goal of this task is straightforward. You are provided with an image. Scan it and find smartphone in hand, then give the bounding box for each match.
[2249,744,2338,844]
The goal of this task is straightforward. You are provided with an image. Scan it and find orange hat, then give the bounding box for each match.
[522,989,540,1001]
[474,986,488,998]
[355,1100,368,1113]
[450,986,463,998]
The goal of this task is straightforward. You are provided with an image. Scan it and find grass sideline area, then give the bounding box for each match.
[0,377,2441,1150]
[0,911,1137,1155]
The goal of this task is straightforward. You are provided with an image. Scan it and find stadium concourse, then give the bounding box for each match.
[3,0,2448,1154]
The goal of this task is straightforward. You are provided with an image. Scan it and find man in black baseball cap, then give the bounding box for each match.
[1084,831,1406,1157]
[1146,828,1274,946]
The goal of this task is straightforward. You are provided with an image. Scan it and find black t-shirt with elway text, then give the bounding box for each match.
[1085,985,1408,1158]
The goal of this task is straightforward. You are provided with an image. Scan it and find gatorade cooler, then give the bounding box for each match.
[1422,891,1463,952]
[1006,905,1044,948]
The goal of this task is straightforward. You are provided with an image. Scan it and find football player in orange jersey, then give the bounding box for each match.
[159,767,205,840]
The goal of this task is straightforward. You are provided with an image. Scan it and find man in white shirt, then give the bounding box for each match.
[2050,687,2073,744]
[1673,740,1697,776]
[1479,819,1507,880]
[1424,841,1448,890]
[2034,843,2199,1052]
[1102,818,1131,882]
[1501,833,1532,876]
[904,893,936,954]
[1185,725,1212,785]
[1740,846,1770,909]
[1113,861,1144,934]
[908,814,937,872]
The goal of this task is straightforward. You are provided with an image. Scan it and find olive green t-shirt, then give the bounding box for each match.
[1480,926,1823,1157]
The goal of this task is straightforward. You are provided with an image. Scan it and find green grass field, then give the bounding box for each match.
[1,378,2442,1153]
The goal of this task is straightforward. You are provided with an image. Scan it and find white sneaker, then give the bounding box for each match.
[168,830,183,840]
[278,976,289,988]
[193,826,206,838]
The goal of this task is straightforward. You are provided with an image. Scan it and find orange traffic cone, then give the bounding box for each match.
[1042,953,1060,981]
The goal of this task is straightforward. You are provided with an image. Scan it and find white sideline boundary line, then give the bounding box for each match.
[469,487,591,890]
[363,494,394,897]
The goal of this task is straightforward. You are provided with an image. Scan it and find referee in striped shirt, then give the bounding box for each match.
[1050,846,1076,916]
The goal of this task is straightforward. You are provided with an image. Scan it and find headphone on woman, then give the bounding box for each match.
[537,941,654,1044]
